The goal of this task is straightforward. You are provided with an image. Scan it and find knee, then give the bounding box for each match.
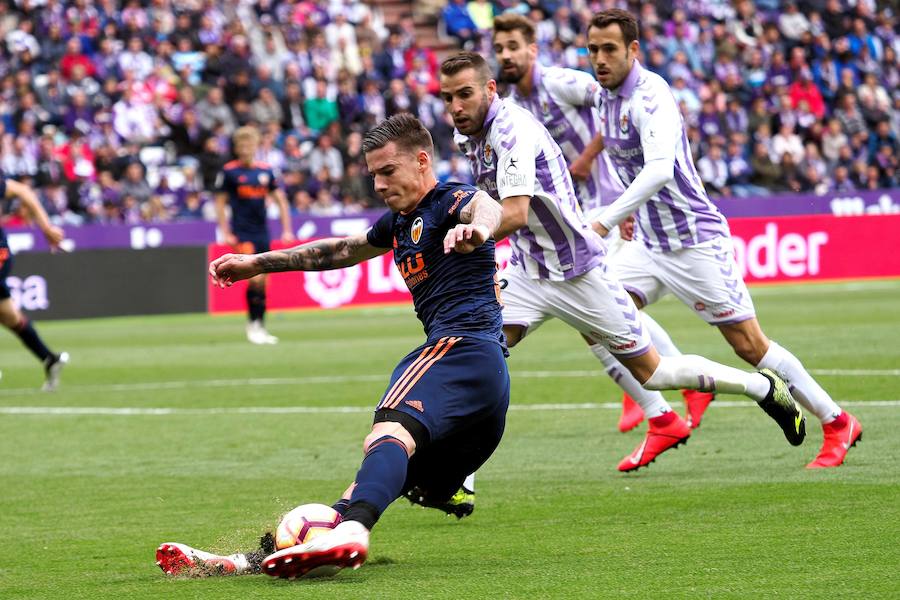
[0,309,20,329]
[731,336,767,365]
[363,424,416,457]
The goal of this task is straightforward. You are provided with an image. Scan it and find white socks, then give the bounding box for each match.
[644,355,771,401]
[756,341,841,423]
[590,343,672,418]
[462,474,476,493]
[642,312,682,357]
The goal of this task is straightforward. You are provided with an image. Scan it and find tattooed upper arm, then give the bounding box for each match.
[459,190,497,224]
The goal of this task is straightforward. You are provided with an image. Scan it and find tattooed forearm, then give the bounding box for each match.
[460,191,502,234]
[255,235,372,273]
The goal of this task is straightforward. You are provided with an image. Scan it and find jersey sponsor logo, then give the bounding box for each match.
[399,252,429,289]
[410,216,424,245]
[236,184,268,199]
[448,189,471,214]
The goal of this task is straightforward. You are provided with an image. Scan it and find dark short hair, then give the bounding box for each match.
[440,51,492,85]
[589,9,640,47]
[362,113,434,157]
[493,13,536,44]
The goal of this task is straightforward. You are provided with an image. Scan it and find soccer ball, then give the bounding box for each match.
[274,503,342,550]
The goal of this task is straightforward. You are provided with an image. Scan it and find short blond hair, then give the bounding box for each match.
[233,125,260,145]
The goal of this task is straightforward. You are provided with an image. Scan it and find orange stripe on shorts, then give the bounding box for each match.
[378,339,445,410]
[385,336,463,409]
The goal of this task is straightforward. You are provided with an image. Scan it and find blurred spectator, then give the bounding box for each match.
[442,0,477,46]
[195,87,236,135]
[697,144,730,196]
[308,134,343,182]
[303,79,338,133]
[0,0,892,229]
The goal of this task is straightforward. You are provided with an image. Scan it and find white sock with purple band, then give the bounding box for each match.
[590,344,671,418]
[640,312,682,357]
[756,341,841,423]
[644,355,771,401]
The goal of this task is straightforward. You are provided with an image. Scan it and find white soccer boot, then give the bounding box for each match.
[42,351,69,391]
[262,520,369,579]
[247,321,278,345]
[156,542,250,576]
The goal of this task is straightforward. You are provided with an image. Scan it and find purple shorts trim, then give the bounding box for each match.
[610,343,651,359]
[623,284,649,308]
[710,313,756,326]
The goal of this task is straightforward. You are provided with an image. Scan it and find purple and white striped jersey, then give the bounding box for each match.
[507,62,625,216]
[598,60,731,252]
[455,96,605,281]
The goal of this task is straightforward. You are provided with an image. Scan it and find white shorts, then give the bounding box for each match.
[609,237,756,325]
[499,263,651,357]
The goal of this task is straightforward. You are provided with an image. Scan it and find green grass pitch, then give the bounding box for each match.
[1,279,899,599]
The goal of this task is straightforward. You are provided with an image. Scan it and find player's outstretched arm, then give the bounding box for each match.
[444,191,503,254]
[493,195,530,241]
[5,179,64,248]
[209,233,388,287]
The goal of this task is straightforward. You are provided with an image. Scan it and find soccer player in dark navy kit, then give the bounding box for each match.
[157,114,509,579]
[215,126,294,344]
[0,173,69,389]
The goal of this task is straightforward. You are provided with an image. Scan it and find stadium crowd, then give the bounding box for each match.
[0,0,896,227]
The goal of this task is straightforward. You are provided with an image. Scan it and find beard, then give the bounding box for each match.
[454,95,491,136]
[497,62,526,84]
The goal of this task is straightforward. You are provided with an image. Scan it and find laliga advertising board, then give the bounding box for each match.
[207,214,900,313]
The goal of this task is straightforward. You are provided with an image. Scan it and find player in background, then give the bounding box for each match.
[439,52,805,480]
[492,13,714,434]
[215,126,295,345]
[157,114,510,578]
[0,173,68,390]
[585,9,860,468]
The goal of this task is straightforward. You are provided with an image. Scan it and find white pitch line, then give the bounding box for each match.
[0,367,896,397]
[1,400,898,417]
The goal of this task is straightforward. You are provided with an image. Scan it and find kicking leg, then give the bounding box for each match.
[156,533,275,576]
[263,419,419,578]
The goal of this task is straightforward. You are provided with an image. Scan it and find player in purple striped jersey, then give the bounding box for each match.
[585,9,861,468]
[438,52,806,478]
[493,13,715,434]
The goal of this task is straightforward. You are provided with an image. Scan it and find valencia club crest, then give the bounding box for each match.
[411,216,424,244]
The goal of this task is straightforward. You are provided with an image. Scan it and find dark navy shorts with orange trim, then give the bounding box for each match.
[0,235,12,301]
[375,335,510,501]
[376,335,510,444]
